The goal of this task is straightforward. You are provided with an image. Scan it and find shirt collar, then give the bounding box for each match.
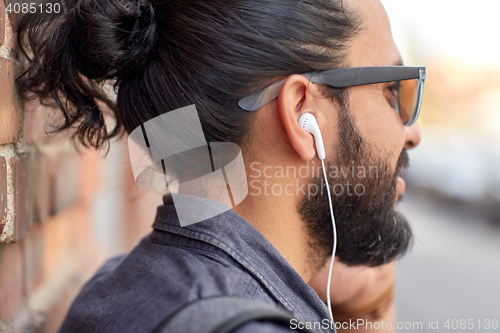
[152,194,332,327]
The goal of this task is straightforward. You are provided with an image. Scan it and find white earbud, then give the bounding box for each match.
[298,112,326,160]
[299,113,337,324]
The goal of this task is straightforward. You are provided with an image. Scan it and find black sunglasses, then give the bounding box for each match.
[238,66,426,126]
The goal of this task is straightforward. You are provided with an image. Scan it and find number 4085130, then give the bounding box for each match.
[6,2,61,14]
[444,319,499,330]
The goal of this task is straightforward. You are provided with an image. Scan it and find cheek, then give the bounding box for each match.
[349,88,405,169]
[319,99,342,154]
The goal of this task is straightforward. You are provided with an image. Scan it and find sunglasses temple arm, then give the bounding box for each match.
[238,79,287,111]
[238,73,316,111]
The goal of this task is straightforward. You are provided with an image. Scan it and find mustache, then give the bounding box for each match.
[395,149,410,176]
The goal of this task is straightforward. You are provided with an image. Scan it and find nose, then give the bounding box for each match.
[404,123,421,150]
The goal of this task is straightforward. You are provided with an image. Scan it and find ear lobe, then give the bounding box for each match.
[277,74,318,161]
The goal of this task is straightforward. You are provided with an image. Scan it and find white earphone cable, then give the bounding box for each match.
[321,159,337,324]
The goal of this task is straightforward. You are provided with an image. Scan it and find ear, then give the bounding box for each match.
[277,74,321,161]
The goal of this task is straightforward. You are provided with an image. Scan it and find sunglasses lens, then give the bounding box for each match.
[397,79,419,125]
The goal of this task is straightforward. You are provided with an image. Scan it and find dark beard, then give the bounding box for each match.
[298,106,413,269]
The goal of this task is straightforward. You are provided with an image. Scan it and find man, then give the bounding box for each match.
[261,0,421,329]
[233,0,420,330]
[49,0,421,331]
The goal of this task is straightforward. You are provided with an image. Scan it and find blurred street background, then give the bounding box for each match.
[395,190,500,332]
[381,0,500,330]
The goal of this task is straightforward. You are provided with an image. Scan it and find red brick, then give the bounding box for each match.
[79,149,102,203]
[4,0,17,51]
[52,152,79,215]
[0,155,38,243]
[6,31,17,52]
[1,150,81,243]
[0,157,6,236]
[5,0,18,33]
[0,242,24,320]
[18,149,79,224]
[13,156,32,240]
[41,206,82,278]
[0,0,5,48]
[1,156,33,243]
[40,216,60,284]
[30,151,53,224]
[23,224,43,298]
[0,58,20,144]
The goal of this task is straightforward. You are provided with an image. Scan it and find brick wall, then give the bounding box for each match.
[0,3,163,332]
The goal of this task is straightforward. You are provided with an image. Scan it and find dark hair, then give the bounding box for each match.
[17,0,359,150]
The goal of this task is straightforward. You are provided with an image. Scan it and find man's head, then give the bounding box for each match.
[239,0,420,273]
[20,0,420,278]
[294,0,418,269]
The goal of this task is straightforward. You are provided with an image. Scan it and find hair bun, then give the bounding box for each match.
[73,0,157,81]
[118,0,157,76]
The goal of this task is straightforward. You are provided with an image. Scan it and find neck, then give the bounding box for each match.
[232,170,319,282]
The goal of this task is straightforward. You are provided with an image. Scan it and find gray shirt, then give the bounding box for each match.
[59,194,334,332]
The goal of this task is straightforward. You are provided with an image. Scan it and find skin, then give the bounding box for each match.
[233,0,421,330]
[316,2,420,331]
